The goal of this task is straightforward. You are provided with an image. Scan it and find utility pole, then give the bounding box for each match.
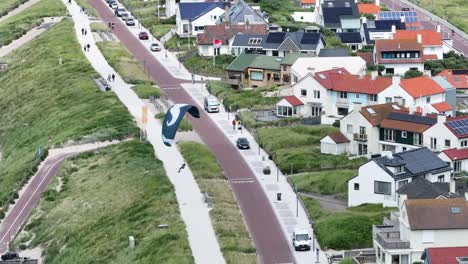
[157,0,160,22]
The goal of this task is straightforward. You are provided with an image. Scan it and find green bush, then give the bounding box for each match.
[132,84,161,99]
[291,170,357,197]
[403,69,424,79]
[340,258,355,264]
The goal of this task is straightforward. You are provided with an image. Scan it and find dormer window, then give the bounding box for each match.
[395,165,404,174]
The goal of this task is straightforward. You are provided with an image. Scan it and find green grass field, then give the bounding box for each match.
[291,170,357,199]
[132,84,161,99]
[164,35,193,51]
[303,198,394,250]
[178,141,257,264]
[410,0,468,33]
[0,0,65,47]
[75,0,97,17]
[96,41,153,85]
[0,0,28,17]
[0,20,138,217]
[90,21,107,32]
[184,55,235,77]
[15,141,193,263]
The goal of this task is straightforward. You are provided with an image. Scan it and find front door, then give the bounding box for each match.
[311,106,322,116]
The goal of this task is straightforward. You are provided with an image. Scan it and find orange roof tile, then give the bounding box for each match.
[301,0,316,4]
[284,95,304,106]
[432,102,452,112]
[380,119,432,133]
[438,69,468,89]
[400,76,445,98]
[358,3,380,14]
[394,30,442,46]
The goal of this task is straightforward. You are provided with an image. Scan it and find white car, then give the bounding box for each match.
[292,228,311,251]
[110,3,118,9]
[150,43,161,52]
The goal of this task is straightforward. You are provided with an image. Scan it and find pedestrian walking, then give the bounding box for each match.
[112,73,115,82]
[178,163,186,173]
[237,120,242,130]
[84,29,87,36]
[83,45,86,52]
[232,119,236,130]
[107,74,112,82]
[81,28,84,35]
[86,43,90,51]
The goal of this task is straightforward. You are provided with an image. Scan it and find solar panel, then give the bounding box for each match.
[447,119,468,136]
[266,32,285,43]
[387,112,437,125]
[301,33,319,44]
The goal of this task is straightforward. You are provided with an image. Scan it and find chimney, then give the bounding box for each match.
[417,33,422,44]
[371,70,378,80]
[436,24,441,33]
[353,102,362,112]
[391,24,396,34]
[375,0,380,6]
[287,27,290,32]
[382,151,393,159]
[224,5,230,28]
[362,16,367,24]
[437,114,447,123]
[400,15,405,23]
[392,75,401,85]
[245,18,250,29]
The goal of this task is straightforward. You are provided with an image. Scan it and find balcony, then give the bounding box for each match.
[373,225,410,250]
[353,133,368,141]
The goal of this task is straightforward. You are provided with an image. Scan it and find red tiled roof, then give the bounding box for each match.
[400,76,445,98]
[327,131,350,143]
[375,39,428,64]
[284,95,304,106]
[360,103,401,126]
[357,51,373,65]
[380,118,432,133]
[197,24,267,45]
[313,68,392,95]
[426,247,468,264]
[442,148,468,161]
[394,30,443,46]
[301,0,316,4]
[358,3,380,14]
[438,69,468,89]
[432,102,452,112]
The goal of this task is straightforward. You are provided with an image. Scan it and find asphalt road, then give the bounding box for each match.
[380,0,468,55]
[0,153,74,253]
[88,1,295,263]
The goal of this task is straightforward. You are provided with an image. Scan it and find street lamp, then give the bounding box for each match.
[294,185,299,218]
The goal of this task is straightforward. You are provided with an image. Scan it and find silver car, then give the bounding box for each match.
[150,43,161,52]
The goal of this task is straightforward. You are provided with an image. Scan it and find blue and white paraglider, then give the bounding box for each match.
[162,104,200,146]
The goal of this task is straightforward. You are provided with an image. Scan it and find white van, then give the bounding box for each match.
[204,96,220,113]
[292,228,311,251]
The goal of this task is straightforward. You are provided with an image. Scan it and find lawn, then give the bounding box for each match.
[164,35,194,51]
[75,0,97,17]
[184,55,235,77]
[96,41,153,85]
[409,0,468,33]
[291,169,357,199]
[90,21,107,32]
[0,0,65,47]
[132,84,161,99]
[0,21,138,218]
[0,0,28,17]
[14,141,194,263]
[208,80,280,111]
[303,197,394,250]
[178,141,257,264]
[247,0,311,30]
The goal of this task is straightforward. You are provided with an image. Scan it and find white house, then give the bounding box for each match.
[348,148,452,207]
[424,115,468,152]
[373,196,468,264]
[439,148,468,194]
[291,11,316,23]
[165,0,205,18]
[320,131,350,155]
[276,95,304,118]
[392,29,444,60]
[298,0,316,8]
[176,2,229,37]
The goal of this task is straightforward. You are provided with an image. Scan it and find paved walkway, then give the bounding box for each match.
[0,141,120,254]
[0,17,63,57]
[300,192,347,212]
[0,0,41,24]
[64,1,225,263]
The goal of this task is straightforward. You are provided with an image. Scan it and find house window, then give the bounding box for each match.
[314,90,320,99]
[337,107,349,115]
[374,181,391,195]
[438,175,445,183]
[370,95,377,102]
[454,160,461,172]
[273,73,280,82]
[451,206,461,214]
[413,133,422,146]
[400,255,409,264]
[194,26,204,31]
[430,137,437,150]
[462,140,468,147]
[301,89,307,96]
[395,165,404,174]
[401,131,407,138]
[283,65,287,71]
[339,92,348,99]
[398,180,408,189]
[445,139,451,148]
[277,105,293,117]
[384,129,394,141]
[426,97,431,103]
[354,183,359,190]
[272,50,279,56]
[355,93,360,98]
[385,97,392,103]
[250,70,263,81]
[347,124,353,134]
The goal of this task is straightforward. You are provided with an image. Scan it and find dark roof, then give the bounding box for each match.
[179,2,230,21]
[445,116,468,139]
[228,0,267,25]
[397,177,460,199]
[319,48,349,57]
[405,198,468,230]
[235,31,323,51]
[322,0,359,28]
[337,32,362,43]
[328,131,350,143]
[231,33,267,47]
[197,24,267,45]
[373,148,451,180]
[386,112,437,125]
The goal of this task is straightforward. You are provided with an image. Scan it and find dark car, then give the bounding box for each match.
[236,138,250,149]
[108,0,116,7]
[1,252,19,261]
[401,7,410,11]
[138,31,149,40]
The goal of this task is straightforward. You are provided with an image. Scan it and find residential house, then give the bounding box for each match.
[298,0,316,8]
[438,69,468,93]
[373,197,468,264]
[231,31,325,57]
[423,114,468,153]
[421,247,468,264]
[197,24,267,56]
[176,2,230,37]
[319,0,360,33]
[320,131,350,154]
[396,177,460,203]
[318,48,350,57]
[362,18,406,45]
[165,0,205,18]
[290,56,366,83]
[337,32,363,51]
[219,0,268,25]
[393,29,444,59]
[432,76,457,113]
[358,1,380,16]
[438,148,468,194]
[377,10,422,30]
[348,148,452,207]
[276,95,305,118]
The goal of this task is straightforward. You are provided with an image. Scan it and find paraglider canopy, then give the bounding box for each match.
[162,104,200,146]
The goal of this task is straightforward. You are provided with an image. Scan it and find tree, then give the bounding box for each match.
[403,69,424,79]
[424,51,468,75]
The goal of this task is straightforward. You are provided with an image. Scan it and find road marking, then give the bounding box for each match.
[230,178,255,184]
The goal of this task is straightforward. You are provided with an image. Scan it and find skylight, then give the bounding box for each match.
[318,73,327,79]
[345,2,350,7]
[367,108,376,115]
[248,38,261,44]
[450,207,461,214]
[392,105,401,110]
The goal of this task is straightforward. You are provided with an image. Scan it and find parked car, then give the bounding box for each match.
[120,12,129,20]
[204,95,220,113]
[292,228,311,251]
[236,138,250,149]
[401,7,410,11]
[150,43,161,52]
[108,0,116,7]
[110,2,118,9]
[138,32,149,40]
[1,252,19,261]
[125,17,135,26]
[115,7,126,16]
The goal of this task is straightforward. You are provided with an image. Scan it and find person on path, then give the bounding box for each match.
[112,73,115,82]
[237,120,242,130]
[86,43,90,51]
[83,45,86,52]
[81,28,84,35]
[84,29,87,36]
[107,74,112,82]
[232,119,236,130]
[178,163,186,173]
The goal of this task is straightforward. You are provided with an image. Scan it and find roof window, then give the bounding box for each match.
[367,108,376,115]
[248,38,262,44]
[318,73,327,79]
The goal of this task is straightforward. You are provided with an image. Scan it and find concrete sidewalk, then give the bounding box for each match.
[64,1,225,263]
[0,0,41,24]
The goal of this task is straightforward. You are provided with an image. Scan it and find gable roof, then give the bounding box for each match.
[226,53,314,72]
[328,131,350,143]
[228,0,267,25]
[231,33,267,47]
[380,111,437,133]
[405,198,468,230]
[291,56,366,78]
[375,39,428,64]
[423,247,468,264]
[358,3,380,14]
[360,103,401,126]
[313,68,392,95]
[232,31,324,51]
[397,177,459,199]
[400,76,446,98]
[321,0,359,28]
[373,147,451,180]
[319,48,349,57]
[198,24,267,45]
[284,95,304,106]
[442,148,468,161]
[437,69,468,89]
[337,32,362,43]
[445,116,468,139]
[225,53,258,71]
[432,102,452,112]
[301,0,316,4]
[393,29,443,46]
[179,2,229,21]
